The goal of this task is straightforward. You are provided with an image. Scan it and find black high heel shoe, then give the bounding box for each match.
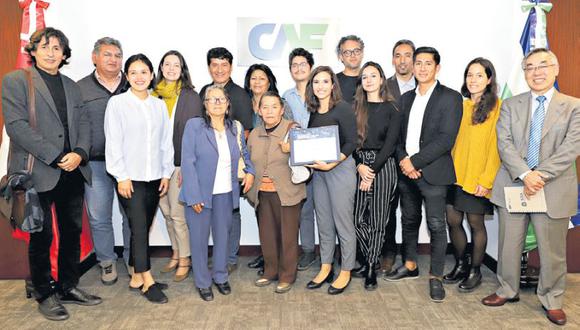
[328,276,351,295]
[306,268,334,289]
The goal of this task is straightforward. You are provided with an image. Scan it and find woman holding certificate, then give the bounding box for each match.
[443,58,501,292]
[246,91,306,294]
[304,66,357,295]
[351,62,401,290]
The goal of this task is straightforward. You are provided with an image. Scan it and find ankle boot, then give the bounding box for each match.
[351,262,369,278]
[458,266,482,292]
[364,263,378,291]
[443,258,469,284]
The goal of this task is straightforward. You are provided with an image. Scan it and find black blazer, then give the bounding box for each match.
[395,81,463,185]
[387,75,402,100]
[172,87,202,166]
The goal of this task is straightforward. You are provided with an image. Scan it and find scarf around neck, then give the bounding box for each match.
[153,80,181,117]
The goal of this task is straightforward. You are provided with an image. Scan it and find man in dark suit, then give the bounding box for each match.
[482,48,579,326]
[198,47,253,273]
[381,39,417,275]
[386,39,417,99]
[384,47,463,303]
[2,27,101,321]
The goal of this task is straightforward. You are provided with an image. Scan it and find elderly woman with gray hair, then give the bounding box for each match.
[246,91,306,294]
[180,85,255,302]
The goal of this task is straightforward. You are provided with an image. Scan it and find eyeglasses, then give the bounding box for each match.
[205,97,227,104]
[341,48,362,57]
[523,64,556,73]
[291,62,309,70]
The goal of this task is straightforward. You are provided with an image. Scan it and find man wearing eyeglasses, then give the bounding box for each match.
[199,47,254,273]
[335,35,364,104]
[282,48,318,271]
[482,48,579,326]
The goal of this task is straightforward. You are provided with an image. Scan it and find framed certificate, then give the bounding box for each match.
[289,125,341,166]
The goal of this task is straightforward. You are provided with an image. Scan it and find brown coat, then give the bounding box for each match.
[246,118,306,208]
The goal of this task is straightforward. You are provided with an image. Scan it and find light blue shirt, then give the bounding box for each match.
[282,87,310,128]
[397,76,416,95]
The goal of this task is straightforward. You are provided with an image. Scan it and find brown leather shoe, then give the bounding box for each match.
[546,309,566,326]
[481,293,520,306]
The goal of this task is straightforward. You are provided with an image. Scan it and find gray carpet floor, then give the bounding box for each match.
[0,255,578,329]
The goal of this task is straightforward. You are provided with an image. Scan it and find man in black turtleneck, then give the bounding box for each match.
[2,27,101,321]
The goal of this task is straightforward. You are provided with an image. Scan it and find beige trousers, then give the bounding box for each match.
[159,167,191,257]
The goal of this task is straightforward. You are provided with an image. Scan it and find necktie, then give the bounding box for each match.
[527,95,547,169]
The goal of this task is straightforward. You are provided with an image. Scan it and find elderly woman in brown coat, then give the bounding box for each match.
[246,91,306,294]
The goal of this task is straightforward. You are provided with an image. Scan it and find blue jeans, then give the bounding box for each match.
[84,161,130,265]
[299,181,315,252]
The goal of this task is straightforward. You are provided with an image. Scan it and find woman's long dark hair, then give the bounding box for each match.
[461,57,498,125]
[305,66,342,113]
[353,61,395,147]
[155,50,195,91]
[243,63,278,97]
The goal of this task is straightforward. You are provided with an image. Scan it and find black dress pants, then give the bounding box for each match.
[381,188,399,259]
[29,170,85,301]
[398,175,448,277]
[117,180,161,273]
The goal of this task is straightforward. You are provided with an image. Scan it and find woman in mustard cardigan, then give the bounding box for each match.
[443,58,501,292]
[153,50,202,281]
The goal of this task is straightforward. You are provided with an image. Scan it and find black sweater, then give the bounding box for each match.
[354,101,401,172]
[308,101,357,157]
[77,71,129,160]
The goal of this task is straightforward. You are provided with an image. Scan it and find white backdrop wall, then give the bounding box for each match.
[42,0,528,250]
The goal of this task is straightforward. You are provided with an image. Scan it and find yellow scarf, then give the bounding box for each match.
[152,80,181,117]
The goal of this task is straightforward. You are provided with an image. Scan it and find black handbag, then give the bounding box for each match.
[0,69,42,232]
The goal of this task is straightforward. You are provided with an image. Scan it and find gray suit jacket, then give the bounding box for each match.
[491,91,580,218]
[2,67,91,192]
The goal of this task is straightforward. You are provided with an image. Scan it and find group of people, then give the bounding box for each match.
[1,27,578,327]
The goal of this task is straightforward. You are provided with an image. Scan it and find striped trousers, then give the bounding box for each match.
[354,151,397,265]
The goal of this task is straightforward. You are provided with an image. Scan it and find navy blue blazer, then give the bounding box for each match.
[179,117,255,209]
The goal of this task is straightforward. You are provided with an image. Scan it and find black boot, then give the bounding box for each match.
[351,263,369,278]
[443,257,469,284]
[458,266,482,292]
[364,263,378,291]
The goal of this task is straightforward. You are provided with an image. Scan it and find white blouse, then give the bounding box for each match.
[104,90,174,182]
[212,128,232,194]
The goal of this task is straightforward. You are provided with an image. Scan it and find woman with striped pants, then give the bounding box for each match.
[352,62,401,290]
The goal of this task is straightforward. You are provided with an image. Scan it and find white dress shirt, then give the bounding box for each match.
[212,129,232,194]
[104,90,175,182]
[406,81,437,157]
